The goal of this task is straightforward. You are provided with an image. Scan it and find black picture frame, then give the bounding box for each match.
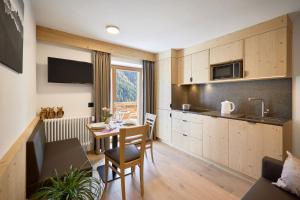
[0,0,24,73]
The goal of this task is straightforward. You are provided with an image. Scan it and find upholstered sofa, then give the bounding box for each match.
[242,157,299,200]
[26,120,92,198]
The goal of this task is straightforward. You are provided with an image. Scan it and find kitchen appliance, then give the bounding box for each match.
[211,60,243,80]
[221,100,235,115]
[182,104,191,111]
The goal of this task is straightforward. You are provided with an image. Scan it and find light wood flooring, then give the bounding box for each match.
[88,142,253,200]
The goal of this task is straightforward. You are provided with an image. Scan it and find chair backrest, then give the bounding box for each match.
[144,113,157,140]
[119,124,149,165]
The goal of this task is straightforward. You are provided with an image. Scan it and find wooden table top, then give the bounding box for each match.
[86,123,137,139]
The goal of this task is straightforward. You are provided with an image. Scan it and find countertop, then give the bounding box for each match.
[172,108,290,126]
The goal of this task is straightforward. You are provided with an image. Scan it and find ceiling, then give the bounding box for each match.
[32,0,300,53]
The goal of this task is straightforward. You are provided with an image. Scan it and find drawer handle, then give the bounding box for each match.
[182,120,188,122]
[183,134,188,137]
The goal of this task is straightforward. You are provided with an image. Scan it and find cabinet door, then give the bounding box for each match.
[203,116,229,166]
[263,125,283,161]
[156,58,171,110]
[210,40,243,65]
[178,55,192,84]
[189,122,203,140]
[191,50,209,83]
[213,118,229,166]
[203,116,214,160]
[245,28,287,79]
[156,109,171,144]
[189,137,203,157]
[246,123,264,179]
[229,120,248,174]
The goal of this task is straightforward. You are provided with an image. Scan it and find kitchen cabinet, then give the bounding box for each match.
[178,55,192,84]
[171,111,203,157]
[229,120,284,179]
[178,50,209,84]
[156,58,172,110]
[245,28,289,79]
[191,50,209,83]
[156,109,172,144]
[203,116,229,167]
[210,40,243,65]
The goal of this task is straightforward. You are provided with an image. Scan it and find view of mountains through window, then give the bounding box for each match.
[116,70,137,102]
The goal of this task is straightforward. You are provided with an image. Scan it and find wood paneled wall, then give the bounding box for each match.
[0,117,40,200]
[37,26,156,62]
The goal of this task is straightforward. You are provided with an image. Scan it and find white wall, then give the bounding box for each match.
[0,0,36,159]
[290,12,300,157]
[36,42,93,117]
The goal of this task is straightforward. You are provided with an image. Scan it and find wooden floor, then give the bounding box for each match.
[88,142,253,200]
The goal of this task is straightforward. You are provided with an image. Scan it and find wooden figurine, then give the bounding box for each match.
[39,107,48,120]
[56,107,64,118]
[48,107,56,119]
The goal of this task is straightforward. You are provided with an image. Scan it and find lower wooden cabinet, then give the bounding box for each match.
[203,116,229,167]
[229,120,284,179]
[169,110,291,180]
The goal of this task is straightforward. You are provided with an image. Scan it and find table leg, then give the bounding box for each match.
[112,135,118,178]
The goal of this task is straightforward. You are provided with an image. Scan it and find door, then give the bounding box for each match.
[178,55,192,84]
[210,40,243,65]
[245,28,287,79]
[191,50,209,83]
[263,125,283,161]
[156,58,171,110]
[112,66,142,122]
[156,109,172,144]
[229,120,248,174]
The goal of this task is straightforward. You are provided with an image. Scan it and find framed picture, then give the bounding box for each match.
[0,0,24,73]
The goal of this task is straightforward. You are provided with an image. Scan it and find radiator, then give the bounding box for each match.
[44,116,93,151]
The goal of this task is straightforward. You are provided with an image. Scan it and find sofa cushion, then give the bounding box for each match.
[242,178,299,200]
[40,138,92,181]
[26,121,46,185]
[105,144,140,164]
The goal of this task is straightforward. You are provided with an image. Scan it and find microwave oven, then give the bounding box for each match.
[211,61,243,80]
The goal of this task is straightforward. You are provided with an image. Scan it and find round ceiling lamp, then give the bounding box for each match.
[106,25,120,35]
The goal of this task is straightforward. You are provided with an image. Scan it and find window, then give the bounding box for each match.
[112,65,142,122]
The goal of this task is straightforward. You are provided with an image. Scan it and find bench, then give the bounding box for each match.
[26,120,92,198]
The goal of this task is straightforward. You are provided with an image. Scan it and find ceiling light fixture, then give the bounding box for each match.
[106,25,120,35]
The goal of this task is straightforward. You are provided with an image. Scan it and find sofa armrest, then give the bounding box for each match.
[262,156,284,182]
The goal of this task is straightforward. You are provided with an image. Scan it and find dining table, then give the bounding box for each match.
[86,121,136,182]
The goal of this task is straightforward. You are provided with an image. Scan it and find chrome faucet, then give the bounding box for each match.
[248,97,269,117]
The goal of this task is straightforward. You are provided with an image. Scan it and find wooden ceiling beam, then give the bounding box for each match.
[36,26,156,61]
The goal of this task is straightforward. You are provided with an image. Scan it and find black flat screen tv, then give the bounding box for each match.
[48,57,93,84]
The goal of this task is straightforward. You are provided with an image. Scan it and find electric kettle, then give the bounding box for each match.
[221,100,235,115]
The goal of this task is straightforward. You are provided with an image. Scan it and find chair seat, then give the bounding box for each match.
[105,144,140,164]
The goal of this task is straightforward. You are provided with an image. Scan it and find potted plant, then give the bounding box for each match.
[32,167,102,200]
[101,107,112,124]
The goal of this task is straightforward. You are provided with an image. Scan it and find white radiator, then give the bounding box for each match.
[44,116,93,151]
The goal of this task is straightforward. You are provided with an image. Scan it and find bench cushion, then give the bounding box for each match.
[40,138,92,181]
[242,178,299,200]
[105,144,140,164]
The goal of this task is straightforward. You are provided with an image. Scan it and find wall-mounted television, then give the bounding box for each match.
[48,57,93,84]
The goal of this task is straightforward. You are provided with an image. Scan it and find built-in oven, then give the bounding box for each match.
[211,60,243,80]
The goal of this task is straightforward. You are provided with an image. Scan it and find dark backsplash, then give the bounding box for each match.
[172,78,292,119]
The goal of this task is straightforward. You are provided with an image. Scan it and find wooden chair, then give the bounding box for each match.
[144,113,157,163]
[104,124,149,200]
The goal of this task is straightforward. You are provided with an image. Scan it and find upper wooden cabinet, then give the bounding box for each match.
[244,28,290,79]
[178,50,209,84]
[178,55,192,84]
[191,50,209,83]
[155,58,172,110]
[210,40,243,65]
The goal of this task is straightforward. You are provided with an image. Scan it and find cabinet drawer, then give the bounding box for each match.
[172,130,189,150]
[172,111,184,119]
[186,113,204,123]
